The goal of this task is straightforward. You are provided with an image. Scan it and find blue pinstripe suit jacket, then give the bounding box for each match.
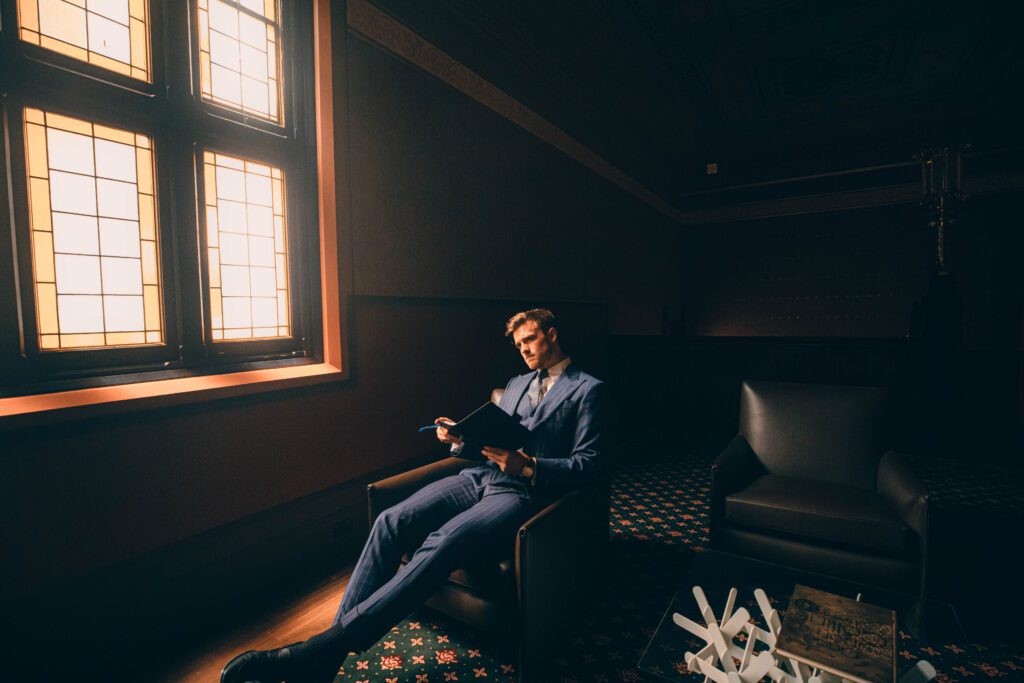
[483,363,606,494]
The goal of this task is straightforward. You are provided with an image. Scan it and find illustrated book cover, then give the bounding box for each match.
[775,584,896,683]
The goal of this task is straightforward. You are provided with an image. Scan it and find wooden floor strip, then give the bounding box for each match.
[150,569,351,683]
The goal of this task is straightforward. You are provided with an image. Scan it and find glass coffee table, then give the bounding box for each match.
[638,550,964,682]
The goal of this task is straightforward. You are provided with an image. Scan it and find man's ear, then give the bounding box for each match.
[547,327,558,343]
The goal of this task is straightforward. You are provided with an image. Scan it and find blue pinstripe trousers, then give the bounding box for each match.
[332,468,533,651]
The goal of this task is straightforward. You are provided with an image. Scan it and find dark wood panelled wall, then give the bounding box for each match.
[692,189,1020,442]
[620,188,1022,458]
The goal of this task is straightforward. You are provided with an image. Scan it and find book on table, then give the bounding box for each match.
[440,402,534,459]
[775,584,897,683]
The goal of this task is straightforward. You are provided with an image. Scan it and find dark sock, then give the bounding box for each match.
[279,623,351,682]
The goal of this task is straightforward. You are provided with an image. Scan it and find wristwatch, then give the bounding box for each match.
[520,456,535,480]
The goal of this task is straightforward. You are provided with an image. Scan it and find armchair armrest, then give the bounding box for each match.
[514,488,606,679]
[877,450,930,625]
[367,458,472,527]
[710,435,765,536]
[877,451,928,537]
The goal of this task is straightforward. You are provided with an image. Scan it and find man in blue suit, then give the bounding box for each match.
[223,308,605,683]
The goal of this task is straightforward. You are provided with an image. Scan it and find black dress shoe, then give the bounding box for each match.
[221,648,287,683]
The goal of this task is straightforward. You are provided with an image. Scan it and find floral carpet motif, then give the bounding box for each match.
[332,434,1024,682]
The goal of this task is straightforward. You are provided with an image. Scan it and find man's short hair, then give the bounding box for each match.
[505,308,558,338]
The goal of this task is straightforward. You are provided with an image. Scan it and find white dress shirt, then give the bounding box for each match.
[536,356,571,404]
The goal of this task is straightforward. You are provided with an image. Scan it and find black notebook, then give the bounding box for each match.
[442,402,535,457]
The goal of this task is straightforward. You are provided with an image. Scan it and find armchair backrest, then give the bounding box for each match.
[739,380,889,491]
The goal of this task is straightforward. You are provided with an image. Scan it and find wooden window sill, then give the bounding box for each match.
[0,362,343,431]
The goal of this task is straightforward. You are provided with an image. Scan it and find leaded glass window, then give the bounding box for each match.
[197,0,283,124]
[17,0,152,81]
[202,151,289,341]
[1,0,318,393]
[23,107,162,350]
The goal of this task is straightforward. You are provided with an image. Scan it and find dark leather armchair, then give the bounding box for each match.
[366,389,609,681]
[710,381,929,595]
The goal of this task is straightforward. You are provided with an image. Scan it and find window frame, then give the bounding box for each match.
[0,0,329,399]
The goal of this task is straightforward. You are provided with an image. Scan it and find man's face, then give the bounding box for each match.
[512,320,558,370]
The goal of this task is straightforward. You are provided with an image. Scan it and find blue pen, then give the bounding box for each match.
[418,422,455,432]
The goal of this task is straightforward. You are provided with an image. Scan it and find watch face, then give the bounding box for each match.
[522,466,534,478]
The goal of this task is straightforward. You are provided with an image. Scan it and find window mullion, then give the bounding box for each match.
[291,0,319,360]
[4,96,44,367]
[160,133,204,366]
[0,99,31,387]
[160,0,204,365]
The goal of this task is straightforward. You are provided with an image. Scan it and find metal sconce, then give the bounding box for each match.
[916,145,967,275]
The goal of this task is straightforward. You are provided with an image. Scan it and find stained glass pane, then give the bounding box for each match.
[203,150,289,341]
[17,0,152,82]
[53,213,100,255]
[99,218,140,257]
[23,107,163,350]
[197,0,283,124]
[58,295,105,333]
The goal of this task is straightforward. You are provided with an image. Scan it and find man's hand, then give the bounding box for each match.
[434,417,463,446]
[481,446,532,476]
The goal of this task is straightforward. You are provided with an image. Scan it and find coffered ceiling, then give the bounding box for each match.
[363,0,1023,208]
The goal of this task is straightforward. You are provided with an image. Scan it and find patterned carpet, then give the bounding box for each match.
[331,434,1024,683]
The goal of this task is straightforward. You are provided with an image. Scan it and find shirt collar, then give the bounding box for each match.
[542,356,571,379]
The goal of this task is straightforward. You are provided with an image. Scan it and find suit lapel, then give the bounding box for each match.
[528,364,581,428]
[500,373,533,415]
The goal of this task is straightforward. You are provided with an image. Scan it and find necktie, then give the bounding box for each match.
[529,368,549,409]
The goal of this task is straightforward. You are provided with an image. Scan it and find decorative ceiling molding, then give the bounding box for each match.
[346,0,686,224]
